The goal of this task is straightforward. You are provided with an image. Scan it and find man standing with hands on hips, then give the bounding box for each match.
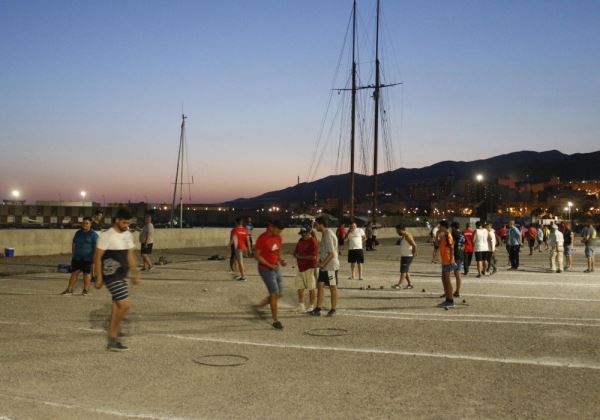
[93,208,140,351]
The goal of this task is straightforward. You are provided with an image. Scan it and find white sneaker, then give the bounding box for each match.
[297,303,306,312]
[305,306,314,313]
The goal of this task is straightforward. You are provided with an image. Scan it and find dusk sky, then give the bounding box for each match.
[1,0,599,204]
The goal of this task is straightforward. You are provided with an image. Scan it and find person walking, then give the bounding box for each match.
[449,222,464,297]
[431,223,440,263]
[140,214,154,271]
[229,217,251,281]
[506,220,522,270]
[486,223,497,275]
[526,224,537,255]
[392,224,417,289]
[563,222,574,271]
[245,217,254,253]
[92,210,105,232]
[293,226,318,313]
[336,223,347,255]
[462,223,474,275]
[93,208,140,351]
[346,222,366,280]
[365,222,374,251]
[548,224,564,273]
[61,217,98,296]
[254,221,287,329]
[311,217,339,317]
[437,221,455,308]
[473,221,489,278]
[535,225,544,252]
[582,221,597,273]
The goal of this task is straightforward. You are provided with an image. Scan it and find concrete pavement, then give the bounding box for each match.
[1,239,599,419]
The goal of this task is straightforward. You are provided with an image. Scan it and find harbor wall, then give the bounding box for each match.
[0,227,430,257]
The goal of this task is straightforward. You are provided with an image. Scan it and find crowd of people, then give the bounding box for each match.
[60,207,598,347]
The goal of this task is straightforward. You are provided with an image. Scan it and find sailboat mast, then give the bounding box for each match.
[350,0,357,222]
[371,0,381,224]
[170,114,187,228]
[179,115,186,229]
[171,116,183,227]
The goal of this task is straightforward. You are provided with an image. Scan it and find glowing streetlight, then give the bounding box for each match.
[11,190,20,199]
[475,174,484,182]
[567,201,573,223]
[80,191,87,199]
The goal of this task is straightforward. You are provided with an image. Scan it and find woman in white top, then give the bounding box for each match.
[346,223,366,280]
[473,221,489,277]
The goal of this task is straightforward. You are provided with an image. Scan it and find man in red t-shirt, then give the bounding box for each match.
[229,217,251,281]
[254,221,287,329]
[462,223,474,275]
[293,226,318,312]
[336,224,347,256]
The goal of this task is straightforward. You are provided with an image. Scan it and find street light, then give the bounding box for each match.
[11,190,20,199]
[567,201,573,223]
[476,174,484,182]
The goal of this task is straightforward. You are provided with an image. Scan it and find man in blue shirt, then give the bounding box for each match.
[507,220,522,270]
[61,217,98,295]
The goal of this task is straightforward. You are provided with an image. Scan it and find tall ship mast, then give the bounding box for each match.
[170,114,192,228]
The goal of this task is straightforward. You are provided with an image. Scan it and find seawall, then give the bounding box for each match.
[0,227,430,257]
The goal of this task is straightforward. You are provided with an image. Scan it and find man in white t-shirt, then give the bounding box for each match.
[485,223,497,275]
[94,208,140,352]
[548,224,564,273]
[346,222,366,280]
[311,217,339,317]
[473,221,489,278]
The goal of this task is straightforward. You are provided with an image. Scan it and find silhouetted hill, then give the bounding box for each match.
[226,150,600,208]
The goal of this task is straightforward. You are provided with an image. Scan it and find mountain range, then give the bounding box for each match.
[227,150,600,208]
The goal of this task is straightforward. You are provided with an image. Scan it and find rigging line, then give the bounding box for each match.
[313,86,348,182]
[307,89,334,181]
[308,6,354,182]
[183,122,194,202]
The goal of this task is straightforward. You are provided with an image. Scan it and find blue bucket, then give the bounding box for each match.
[4,248,15,257]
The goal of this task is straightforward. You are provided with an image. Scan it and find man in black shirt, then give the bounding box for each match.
[563,222,574,271]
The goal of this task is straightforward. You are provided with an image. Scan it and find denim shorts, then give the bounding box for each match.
[585,246,595,258]
[564,245,572,257]
[259,268,283,294]
[442,263,457,273]
[400,256,413,273]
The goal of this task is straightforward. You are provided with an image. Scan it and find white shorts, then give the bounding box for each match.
[295,270,317,290]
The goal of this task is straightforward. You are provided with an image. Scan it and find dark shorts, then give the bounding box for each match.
[318,270,338,287]
[338,238,345,246]
[141,243,153,255]
[105,279,129,301]
[70,259,92,274]
[400,256,413,273]
[348,249,364,264]
[259,269,283,294]
[528,239,535,247]
[475,251,488,262]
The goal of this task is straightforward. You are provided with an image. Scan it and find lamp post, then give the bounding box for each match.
[567,201,573,223]
[11,190,20,199]
[475,174,485,219]
[80,191,86,218]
